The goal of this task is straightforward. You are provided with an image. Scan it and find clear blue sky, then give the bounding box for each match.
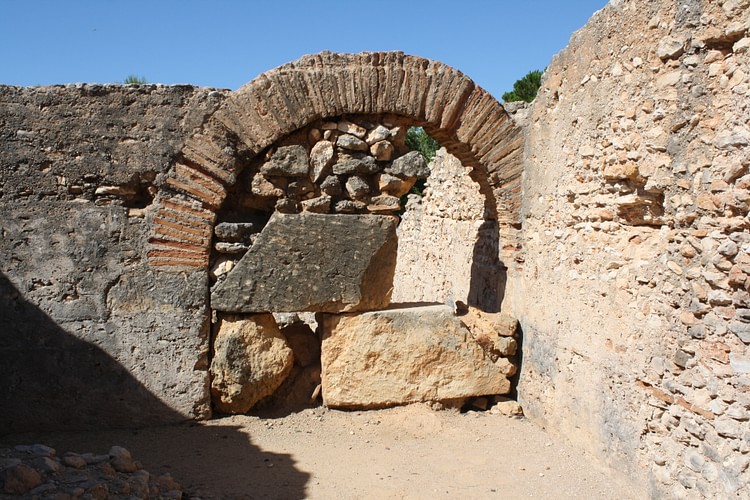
[0,0,608,99]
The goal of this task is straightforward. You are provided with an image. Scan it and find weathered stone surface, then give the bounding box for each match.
[332,155,380,175]
[378,173,416,197]
[108,446,138,473]
[211,213,398,312]
[392,149,497,308]
[370,140,394,161]
[368,194,401,213]
[261,145,310,177]
[337,119,366,138]
[334,199,367,214]
[251,172,285,198]
[386,151,429,179]
[345,176,371,200]
[320,305,512,408]
[489,399,524,416]
[366,125,391,145]
[309,140,335,182]
[210,313,293,413]
[2,463,42,494]
[320,174,343,195]
[0,445,182,498]
[336,134,368,152]
[301,195,331,213]
[656,37,685,61]
[286,178,315,199]
[214,220,266,243]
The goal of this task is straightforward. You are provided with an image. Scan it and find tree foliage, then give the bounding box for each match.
[123,75,148,85]
[501,69,543,103]
[405,127,440,164]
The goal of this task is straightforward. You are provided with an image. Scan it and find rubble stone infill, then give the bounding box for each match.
[0,444,182,499]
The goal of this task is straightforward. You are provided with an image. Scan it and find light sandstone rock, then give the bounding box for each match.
[656,37,685,61]
[367,194,401,214]
[336,134,368,152]
[370,140,394,161]
[378,173,416,197]
[365,125,391,144]
[251,172,285,198]
[320,305,512,408]
[460,307,519,360]
[211,213,398,312]
[309,140,335,182]
[336,119,366,138]
[489,399,524,416]
[209,313,293,413]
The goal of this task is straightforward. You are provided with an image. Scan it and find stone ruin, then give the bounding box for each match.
[2,0,750,498]
[205,115,518,414]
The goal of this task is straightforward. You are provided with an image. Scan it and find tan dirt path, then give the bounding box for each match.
[1,404,645,499]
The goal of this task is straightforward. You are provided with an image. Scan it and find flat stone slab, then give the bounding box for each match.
[211,213,398,313]
[320,305,512,408]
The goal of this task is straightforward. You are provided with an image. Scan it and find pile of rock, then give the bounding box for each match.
[0,444,182,498]
[208,116,519,415]
[247,117,428,217]
[210,115,429,284]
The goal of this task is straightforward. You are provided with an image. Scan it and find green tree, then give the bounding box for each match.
[502,69,543,103]
[405,127,440,164]
[123,75,148,84]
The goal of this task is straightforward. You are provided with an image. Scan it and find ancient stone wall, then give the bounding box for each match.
[0,54,525,432]
[392,147,503,310]
[512,0,750,497]
[0,85,228,431]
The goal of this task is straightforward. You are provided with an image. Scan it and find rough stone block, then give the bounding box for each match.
[320,305,511,408]
[211,213,398,312]
[210,313,293,414]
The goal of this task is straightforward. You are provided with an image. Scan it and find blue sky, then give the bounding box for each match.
[0,0,608,99]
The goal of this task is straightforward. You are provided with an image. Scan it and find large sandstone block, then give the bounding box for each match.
[320,305,511,408]
[211,213,398,313]
[210,313,293,414]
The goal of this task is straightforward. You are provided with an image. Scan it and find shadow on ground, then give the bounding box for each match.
[0,271,310,498]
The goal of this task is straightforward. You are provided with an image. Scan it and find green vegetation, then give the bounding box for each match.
[402,127,441,204]
[501,69,543,103]
[405,127,440,164]
[123,75,148,85]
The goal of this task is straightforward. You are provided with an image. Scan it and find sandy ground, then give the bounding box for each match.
[1,404,645,499]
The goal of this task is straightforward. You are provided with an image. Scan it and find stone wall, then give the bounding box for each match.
[393,147,504,311]
[3,7,749,494]
[0,84,228,432]
[512,0,750,497]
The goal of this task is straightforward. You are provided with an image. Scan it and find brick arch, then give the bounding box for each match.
[147,51,523,270]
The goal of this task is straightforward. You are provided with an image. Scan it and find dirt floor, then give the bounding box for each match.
[1,404,645,499]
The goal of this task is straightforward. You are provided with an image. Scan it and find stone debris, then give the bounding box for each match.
[209,115,431,292]
[0,444,182,498]
[489,398,524,417]
[320,305,514,409]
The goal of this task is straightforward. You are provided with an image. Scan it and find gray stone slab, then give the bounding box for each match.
[211,213,398,313]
